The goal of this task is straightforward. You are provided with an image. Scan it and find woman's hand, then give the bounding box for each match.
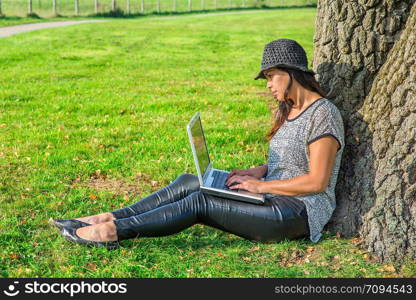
[225,169,251,183]
[226,175,263,194]
[225,165,267,184]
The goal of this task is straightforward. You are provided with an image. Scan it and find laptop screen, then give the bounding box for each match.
[190,116,210,176]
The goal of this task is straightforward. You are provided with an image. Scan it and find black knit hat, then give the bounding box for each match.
[254,38,315,80]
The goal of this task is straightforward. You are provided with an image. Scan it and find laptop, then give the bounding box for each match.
[186,112,265,205]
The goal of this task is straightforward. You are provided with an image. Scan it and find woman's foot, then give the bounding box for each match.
[75,221,118,242]
[50,218,90,230]
[75,212,116,225]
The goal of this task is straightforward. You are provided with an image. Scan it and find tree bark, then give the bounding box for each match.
[312,0,416,263]
[358,3,416,263]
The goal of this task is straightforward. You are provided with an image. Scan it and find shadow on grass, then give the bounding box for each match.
[119,225,311,251]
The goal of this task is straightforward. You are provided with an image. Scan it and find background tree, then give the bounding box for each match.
[313,0,415,263]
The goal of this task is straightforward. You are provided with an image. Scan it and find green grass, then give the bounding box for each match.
[0,7,415,278]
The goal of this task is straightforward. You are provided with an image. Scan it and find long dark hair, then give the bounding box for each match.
[265,67,327,141]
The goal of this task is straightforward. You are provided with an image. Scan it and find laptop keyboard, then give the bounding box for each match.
[211,170,229,189]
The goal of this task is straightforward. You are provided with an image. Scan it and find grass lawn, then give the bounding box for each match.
[0,7,415,278]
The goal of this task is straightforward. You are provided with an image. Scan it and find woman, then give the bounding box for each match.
[53,38,345,249]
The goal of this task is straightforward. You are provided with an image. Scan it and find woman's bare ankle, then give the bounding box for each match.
[75,212,115,224]
[76,222,117,242]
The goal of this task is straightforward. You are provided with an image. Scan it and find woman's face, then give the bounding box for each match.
[264,68,290,102]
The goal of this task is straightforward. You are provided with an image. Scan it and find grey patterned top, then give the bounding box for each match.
[264,98,345,243]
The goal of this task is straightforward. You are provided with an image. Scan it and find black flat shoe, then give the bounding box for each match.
[49,218,91,230]
[60,226,120,250]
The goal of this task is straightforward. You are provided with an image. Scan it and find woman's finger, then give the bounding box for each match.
[226,177,236,186]
[225,174,233,185]
[226,170,237,181]
[226,174,241,185]
[229,183,240,190]
[226,176,242,186]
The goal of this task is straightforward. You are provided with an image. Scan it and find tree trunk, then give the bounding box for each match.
[358,3,416,263]
[74,0,79,15]
[313,0,416,263]
[28,0,33,15]
[53,0,57,16]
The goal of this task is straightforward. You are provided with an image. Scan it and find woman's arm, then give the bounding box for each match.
[259,174,321,196]
[259,136,339,196]
[251,164,268,178]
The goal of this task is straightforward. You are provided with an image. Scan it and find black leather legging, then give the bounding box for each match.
[110,173,310,243]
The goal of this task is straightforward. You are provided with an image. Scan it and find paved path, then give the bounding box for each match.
[0,20,107,38]
[0,10,274,38]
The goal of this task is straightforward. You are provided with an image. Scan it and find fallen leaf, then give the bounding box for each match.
[306,246,314,253]
[9,253,20,260]
[89,194,98,200]
[379,265,396,273]
[87,264,97,271]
